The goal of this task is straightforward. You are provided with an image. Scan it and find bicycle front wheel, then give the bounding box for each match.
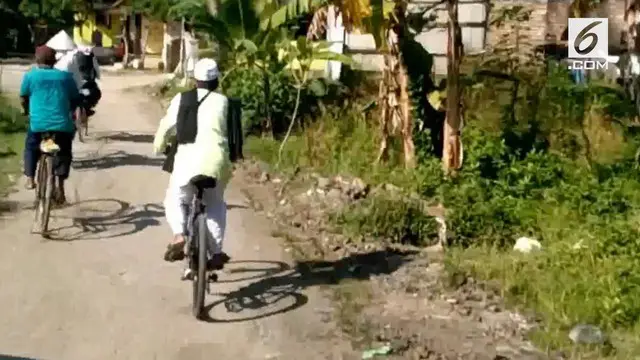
[192,213,208,319]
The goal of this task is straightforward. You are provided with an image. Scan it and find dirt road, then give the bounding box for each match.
[0,72,353,360]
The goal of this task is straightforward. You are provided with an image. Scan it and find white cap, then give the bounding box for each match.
[46,30,76,51]
[193,58,219,81]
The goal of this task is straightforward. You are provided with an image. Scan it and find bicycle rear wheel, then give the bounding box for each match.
[33,155,53,236]
[83,107,89,137]
[192,213,208,319]
[75,108,87,142]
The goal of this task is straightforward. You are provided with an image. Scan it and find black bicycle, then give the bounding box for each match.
[181,175,220,319]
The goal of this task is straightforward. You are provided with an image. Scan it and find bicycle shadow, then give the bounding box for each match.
[201,248,417,323]
[46,198,164,241]
[72,150,163,170]
[0,355,41,360]
[226,203,249,210]
[94,131,154,144]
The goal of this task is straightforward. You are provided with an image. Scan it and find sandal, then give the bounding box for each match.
[24,177,35,190]
[164,241,186,262]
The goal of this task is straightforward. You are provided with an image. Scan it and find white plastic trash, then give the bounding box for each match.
[513,237,542,254]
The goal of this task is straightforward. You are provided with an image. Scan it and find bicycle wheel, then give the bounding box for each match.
[32,156,46,231]
[34,155,53,236]
[192,212,208,319]
[83,108,89,137]
[75,108,86,143]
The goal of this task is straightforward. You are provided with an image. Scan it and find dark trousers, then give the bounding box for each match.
[23,130,74,180]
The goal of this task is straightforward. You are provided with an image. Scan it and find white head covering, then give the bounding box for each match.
[46,30,76,52]
[193,58,219,81]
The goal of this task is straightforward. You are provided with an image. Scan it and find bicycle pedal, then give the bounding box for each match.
[181,268,194,281]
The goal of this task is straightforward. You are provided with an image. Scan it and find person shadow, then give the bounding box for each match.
[201,248,418,323]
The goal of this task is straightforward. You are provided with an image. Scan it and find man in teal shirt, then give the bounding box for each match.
[20,46,80,204]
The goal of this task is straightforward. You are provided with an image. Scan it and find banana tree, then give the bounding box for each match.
[170,0,292,135]
[276,36,353,164]
[443,0,463,174]
[270,0,440,169]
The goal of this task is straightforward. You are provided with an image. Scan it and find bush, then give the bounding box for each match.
[222,67,352,137]
[0,93,28,194]
[332,195,440,246]
[0,95,27,134]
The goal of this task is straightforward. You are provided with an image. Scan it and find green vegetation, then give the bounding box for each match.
[150,0,640,356]
[0,93,28,195]
[242,59,640,355]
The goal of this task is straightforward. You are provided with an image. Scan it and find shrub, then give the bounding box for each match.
[222,67,352,137]
[332,195,440,246]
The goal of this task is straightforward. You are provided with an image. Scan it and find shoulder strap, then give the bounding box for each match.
[197,91,212,106]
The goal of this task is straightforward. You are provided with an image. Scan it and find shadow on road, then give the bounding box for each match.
[72,150,163,170]
[95,131,155,144]
[226,203,248,210]
[202,248,417,323]
[0,355,41,360]
[46,198,164,241]
[0,149,16,158]
[0,200,20,216]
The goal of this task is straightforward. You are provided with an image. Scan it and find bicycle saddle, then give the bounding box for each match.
[190,175,217,190]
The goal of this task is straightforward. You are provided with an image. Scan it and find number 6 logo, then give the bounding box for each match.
[574,21,601,55]
[568,18,609,59]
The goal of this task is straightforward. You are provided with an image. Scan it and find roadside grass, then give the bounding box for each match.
[0,94,27,196]
[244,92,640,357]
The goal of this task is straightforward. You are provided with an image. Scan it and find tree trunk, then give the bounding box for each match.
[393,2,415,168]
[173,18,185,77]
[398,58,414,168]
[376,53,392,164]
[122,14,131,68]
[376,1,415,168]
[263,71,273,137]
[278,86,303,166]
[443,0,463,174]
[139,19,149,70]
[134,14,141,56]
[205,0,227,63]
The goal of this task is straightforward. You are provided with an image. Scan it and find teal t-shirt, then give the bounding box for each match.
[19,67,79,133]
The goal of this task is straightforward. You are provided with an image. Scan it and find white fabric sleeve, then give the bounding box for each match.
[153,94,181,154]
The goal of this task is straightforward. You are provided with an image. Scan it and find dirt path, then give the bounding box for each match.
[0,73,354,360]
